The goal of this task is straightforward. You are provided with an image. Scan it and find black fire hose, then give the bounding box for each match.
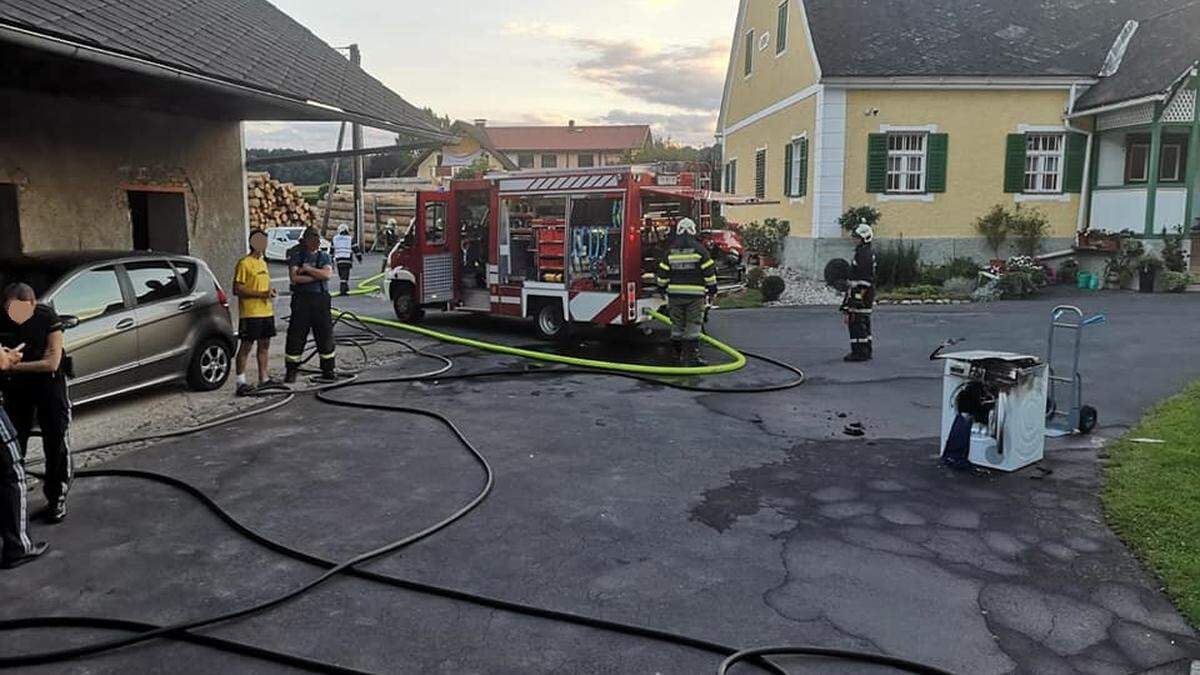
[3,316,952,675]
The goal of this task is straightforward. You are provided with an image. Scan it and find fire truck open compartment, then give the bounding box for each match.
[386,164,754,338]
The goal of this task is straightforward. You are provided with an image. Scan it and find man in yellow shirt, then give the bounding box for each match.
[233,229,278,396]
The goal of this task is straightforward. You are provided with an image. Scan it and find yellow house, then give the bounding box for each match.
[717,0,1200,272]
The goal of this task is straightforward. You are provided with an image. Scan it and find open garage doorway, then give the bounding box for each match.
[128,189,188,254]
[0,184,20,254]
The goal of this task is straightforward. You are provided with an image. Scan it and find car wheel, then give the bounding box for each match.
[533,302,567,340]
[392,282,421,322]
[187,338,231,391]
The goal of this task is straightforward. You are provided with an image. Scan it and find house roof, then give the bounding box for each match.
[1074,3,1200,111]
[452,121,519,169]
[803,0,1195,82]
[0,0,450,138]
[482,125,652,153]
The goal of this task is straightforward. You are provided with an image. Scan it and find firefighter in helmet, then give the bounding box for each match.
[841,221,876,362]
[332,224,362,296]
[656,218,719,366]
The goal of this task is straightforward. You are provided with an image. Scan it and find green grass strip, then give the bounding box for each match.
[1104,381,1200,626]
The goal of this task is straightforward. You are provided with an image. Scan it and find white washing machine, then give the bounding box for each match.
[936,351,1049,472]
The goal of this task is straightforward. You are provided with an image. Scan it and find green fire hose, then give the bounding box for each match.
[341,272,747,376]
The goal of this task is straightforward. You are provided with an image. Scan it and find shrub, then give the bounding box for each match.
[1104,237,1146,289]
[972,280,1002,303]
[741,218,791,259]
[1009,205,1050,256]
[975,205,1010,259]
[745,266,765,290]
[875,239,922,289]
[920,257,980,286]
[761,275,786,301]
[1138,255,1165,274]
[1162,229,1188,273]
[1162,271,1191,293]
[997,271,1039,298]
[943,276,978,297]
[837,205,882,233]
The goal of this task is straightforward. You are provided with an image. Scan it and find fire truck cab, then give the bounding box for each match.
[384,164,745,339]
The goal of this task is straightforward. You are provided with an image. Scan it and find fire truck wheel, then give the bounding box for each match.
[533,302,567,340]
[392,282,422,323]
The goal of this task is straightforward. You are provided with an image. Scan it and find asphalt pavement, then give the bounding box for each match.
[0,287,1197,674]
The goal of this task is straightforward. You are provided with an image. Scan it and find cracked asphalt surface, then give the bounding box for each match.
[0,290,1197,673]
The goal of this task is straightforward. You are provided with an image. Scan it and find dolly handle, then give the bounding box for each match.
[1082,314,1107,327]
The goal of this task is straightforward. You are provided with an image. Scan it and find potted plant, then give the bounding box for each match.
[1137,255,1163,293]
[975,205,1010,266]
[837,205,881,234]
[741,218,791,267]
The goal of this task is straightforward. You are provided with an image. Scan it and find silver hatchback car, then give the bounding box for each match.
[0,251,235,405]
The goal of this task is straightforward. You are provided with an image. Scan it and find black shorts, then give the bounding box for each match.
[238,317,277,341]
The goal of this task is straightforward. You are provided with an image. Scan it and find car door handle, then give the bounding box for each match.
[115,318,135,330]
[178,300,195,311]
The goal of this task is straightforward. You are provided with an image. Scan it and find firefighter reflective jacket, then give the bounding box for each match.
[842,242,876,312]
[656,234,719,298]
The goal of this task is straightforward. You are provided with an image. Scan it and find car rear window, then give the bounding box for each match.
[125,260,184,305]
[171,260,198,292]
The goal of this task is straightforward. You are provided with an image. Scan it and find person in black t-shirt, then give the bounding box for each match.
[0,344,49,568]
[0,283,72,524]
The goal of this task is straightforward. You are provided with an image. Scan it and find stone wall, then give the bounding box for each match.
[782,236,1077,279]
[0,87,247,285]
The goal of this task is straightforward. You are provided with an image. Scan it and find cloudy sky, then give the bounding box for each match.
[246,0,736,151]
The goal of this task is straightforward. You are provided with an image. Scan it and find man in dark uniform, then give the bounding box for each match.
[0,344,48,568]
[656,218,719,366]
[841,222,876,362]
[284,227,337,383]
[1,283,72,522]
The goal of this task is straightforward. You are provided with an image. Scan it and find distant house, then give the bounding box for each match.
[0,0,450,279]
[417,121,651,180]
[716,0,1200,271]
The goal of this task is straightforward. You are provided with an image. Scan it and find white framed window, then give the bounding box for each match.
[776,1,789,56]
[886,133,927,193]
[788,135,807,197]
[1024,133,1064,193]
[744,29,754,77]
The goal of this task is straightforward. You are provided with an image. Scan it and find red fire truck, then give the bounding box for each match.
[383,164,754,338]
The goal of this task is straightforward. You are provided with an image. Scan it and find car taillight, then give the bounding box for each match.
[215,285,229,308]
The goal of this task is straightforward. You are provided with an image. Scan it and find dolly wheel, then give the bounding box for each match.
[1078,405,1098,435]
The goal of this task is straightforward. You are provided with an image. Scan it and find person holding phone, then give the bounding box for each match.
[0,283,72,524]
[0,343,48,568]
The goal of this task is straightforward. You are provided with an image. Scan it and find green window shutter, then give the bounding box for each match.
[783,141,794,197]
[798,137,809,197]
[867,134,888,193]
[1063,132,1087,193]
[926,133,948,193]
[1004,134,1027,193]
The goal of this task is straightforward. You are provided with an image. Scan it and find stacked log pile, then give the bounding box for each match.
[247,172,315,230]
[316,189,417,247]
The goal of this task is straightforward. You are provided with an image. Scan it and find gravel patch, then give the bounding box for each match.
[759,267,844,306]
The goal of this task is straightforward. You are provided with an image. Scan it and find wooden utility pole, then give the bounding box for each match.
[350,44,366,246]
[321,121,347,234]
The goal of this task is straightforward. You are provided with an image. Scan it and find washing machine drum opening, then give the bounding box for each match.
[955,381,997,422]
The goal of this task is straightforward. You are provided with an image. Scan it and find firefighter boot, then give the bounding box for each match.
[683,340,707,367]
[319,356,337,382]
[284,364,300,384]
[339,280,350,296]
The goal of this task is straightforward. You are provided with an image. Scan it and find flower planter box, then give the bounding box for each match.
[1077,233,1121,253]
